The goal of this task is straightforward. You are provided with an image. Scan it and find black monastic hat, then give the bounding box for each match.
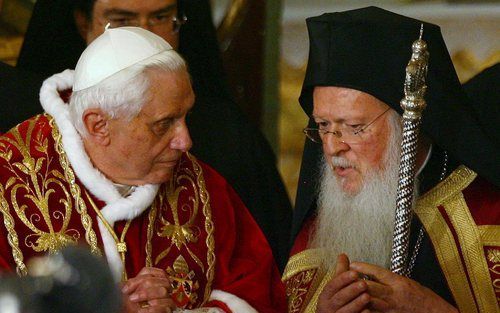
[463,62,499,147]
[299,6,499,187]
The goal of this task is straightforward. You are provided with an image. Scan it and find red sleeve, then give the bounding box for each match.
[462,176,500,226]
[200,161,287,313]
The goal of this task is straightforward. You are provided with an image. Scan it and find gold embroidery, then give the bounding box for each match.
[0,184,27,276]
[155,177,204,271]
[145,195,158,267]
[86,190,131,281]
[479,226,500,247]
[415,166,477,313]
[167,255,199,308]
[286,269,316,313]
[488,249,500,263]
[493,278,500,303]
[149,153,215,306]
[157,167,201,252]
[187,153,215,305]
[0,116,79,254]
[416,165,499,313]
[283,249,328,313]
[51,116,101,257]
[491,264,500,275]
[447,192,498,312]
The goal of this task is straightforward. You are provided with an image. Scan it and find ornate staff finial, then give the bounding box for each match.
[390,25,429,276]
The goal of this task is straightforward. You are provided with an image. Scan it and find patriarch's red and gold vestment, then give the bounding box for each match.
[283,167,500,313]
[0,70,286,313]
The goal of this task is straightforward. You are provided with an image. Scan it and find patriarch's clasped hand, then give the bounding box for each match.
[317,254,459,313]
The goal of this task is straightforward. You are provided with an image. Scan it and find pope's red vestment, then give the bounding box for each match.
[0,70,286,313]
[282,166,500,313]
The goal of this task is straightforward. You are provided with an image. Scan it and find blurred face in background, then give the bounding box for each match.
[76,0,181,49]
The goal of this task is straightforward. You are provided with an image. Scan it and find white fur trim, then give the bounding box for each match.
[97,219,123,280]
[209,290,258,313]
[40,71,160,280]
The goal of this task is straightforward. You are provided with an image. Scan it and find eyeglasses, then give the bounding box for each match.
[303,108,390,144]
[106,12,188,33]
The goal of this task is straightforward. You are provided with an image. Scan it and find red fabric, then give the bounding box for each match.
[437,205,481,310]
[203,162,287,313]
[59,89,72,103]
[462,176,500,226]
[204,300,232,313]
[0,115,286,312]
[484,246,500,303]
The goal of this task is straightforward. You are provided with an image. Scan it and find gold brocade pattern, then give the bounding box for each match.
[0,118,80,253]
[51,116,101,257]
[146,153,215,306]
[0,116,102,275]
[167,255,200,308]
[415,165,499,313]
[188,152,216,305]
[283,248,328,313]
[145,197,157,268]
[488,249,500,263]
[286,269,316,313]
[0,116,79,255]
[0,184,27,275]
[479,226,500,247]
[486,249,500,303]
[155,166,203,269]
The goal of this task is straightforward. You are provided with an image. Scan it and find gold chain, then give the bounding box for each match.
[85,190,132,281]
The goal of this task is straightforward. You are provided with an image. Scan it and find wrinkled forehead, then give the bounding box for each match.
[312,86,390,115]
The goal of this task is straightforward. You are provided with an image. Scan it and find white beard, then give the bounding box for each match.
[310,113,407,270]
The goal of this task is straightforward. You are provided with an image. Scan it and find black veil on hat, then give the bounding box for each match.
[16,0,292,271]
[0,62,45,133]
[293,6,499,239]
[463,62,499,147]
[17,0,86,76]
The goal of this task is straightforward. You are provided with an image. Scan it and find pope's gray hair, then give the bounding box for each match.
[69,50,187,137]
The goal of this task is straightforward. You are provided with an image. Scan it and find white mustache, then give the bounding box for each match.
[330,156,356,169]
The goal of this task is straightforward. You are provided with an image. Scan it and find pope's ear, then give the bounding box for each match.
[82,109,111,146]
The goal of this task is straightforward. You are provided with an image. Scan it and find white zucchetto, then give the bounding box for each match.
[73,27,173,91]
